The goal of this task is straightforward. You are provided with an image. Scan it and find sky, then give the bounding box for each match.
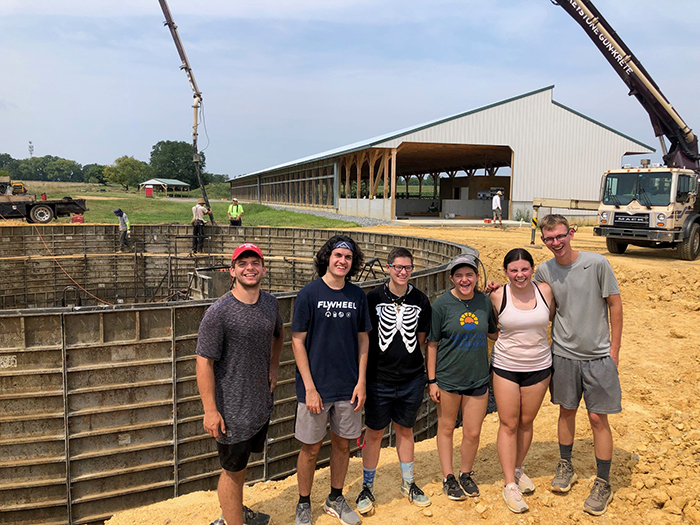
[2,0,699,177]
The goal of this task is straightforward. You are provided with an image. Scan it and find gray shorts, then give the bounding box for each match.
[550,354,621,414]
[295,400,362,444]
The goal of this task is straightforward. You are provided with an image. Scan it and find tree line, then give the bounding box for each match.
[0,141,227,191]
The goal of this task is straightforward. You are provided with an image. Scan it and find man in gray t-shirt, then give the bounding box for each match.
[534,215,622,517]
[196,243,284,525]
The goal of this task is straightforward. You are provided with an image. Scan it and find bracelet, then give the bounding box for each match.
[427,378,437,385]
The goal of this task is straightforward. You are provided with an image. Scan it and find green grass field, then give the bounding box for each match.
[18,182,358,228]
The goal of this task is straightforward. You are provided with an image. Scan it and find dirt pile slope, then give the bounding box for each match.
[107,226,700,525]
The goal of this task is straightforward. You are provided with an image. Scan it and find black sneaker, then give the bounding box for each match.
[401,480,431,507]
[442,474,467,501]
[459,471,480,497]
[355,483,375,515]
[243,505,271,525]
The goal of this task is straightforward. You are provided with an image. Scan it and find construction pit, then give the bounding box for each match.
[0,224,471,525]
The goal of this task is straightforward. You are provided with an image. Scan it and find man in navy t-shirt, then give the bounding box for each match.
[292,235,372,525]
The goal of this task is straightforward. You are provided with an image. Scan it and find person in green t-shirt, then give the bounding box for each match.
[228,197,244,226]
[426,254,497,503]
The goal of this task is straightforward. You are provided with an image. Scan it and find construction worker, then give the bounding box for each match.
[113,208,131,252]
[191,198,211,254]
[228,197,244,226]
[492,190,503,228]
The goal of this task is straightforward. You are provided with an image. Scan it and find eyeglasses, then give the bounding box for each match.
[388,264,414,273]
[542,231,571,244]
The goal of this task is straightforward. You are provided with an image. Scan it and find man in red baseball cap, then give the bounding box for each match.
[196,242,283,525]
[231,242,264,263]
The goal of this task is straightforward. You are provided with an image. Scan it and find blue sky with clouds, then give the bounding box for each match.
[1,0,699,177]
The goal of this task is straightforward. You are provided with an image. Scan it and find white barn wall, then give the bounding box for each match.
[237,87,653,221]
[373,89,653,213]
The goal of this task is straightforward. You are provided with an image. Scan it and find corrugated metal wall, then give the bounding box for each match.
[0,226,471,525]
[373,88,653,204]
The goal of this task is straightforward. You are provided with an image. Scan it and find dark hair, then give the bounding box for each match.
[387,247,413,265]
[314,235,364,280]
[503,248,534,270]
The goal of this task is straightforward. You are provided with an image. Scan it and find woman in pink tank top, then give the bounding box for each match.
[489,248,555,514]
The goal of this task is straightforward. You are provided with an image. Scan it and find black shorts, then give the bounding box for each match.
[364,374,426,430]
[217,421,269,473]
[445,383,488,397]
[492,366,552,387]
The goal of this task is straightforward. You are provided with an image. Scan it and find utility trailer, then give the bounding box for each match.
[0,193,88,223]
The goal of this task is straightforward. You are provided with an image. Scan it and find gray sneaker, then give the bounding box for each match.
[294,501,312,525]
[323,494,361,525]
[583,477,613,516]
[355,483,375,515]
[400,480,431,507]
[551,459,577,493]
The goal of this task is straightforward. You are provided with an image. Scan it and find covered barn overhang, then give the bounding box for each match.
[395,143,512,176]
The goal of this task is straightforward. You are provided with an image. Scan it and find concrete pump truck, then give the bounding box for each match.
[554,0,700,260]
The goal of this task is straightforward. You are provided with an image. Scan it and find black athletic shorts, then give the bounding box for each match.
[445,383,488,397]
[492,366,552,387]
[217,421,269,473]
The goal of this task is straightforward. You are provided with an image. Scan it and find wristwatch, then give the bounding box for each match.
[427,378,437,385]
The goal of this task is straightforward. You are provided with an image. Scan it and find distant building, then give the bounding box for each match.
[230,86,654,221]
[139,178,191,197]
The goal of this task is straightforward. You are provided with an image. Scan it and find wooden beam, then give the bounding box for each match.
[357,155,363,198]
[390,149,397,219]
[371,150,387,198]
[383,151,389,198]
[367,149,381,198]
[416,173,426,198]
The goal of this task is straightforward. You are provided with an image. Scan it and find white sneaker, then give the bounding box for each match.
[514,467,535,494]
[503,482,528,513]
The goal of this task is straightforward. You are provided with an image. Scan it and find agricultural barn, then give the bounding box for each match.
[229,86,654,221]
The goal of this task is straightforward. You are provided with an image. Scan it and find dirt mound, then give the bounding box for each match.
[106,226,700,525]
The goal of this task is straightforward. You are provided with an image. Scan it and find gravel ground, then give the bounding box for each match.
[268,204,391,227]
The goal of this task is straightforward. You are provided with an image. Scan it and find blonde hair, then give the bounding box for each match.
[539,213,569,232]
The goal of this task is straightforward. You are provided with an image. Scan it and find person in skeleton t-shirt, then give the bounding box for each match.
[356,247,432,515]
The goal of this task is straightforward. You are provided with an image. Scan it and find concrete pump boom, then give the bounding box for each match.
[158,0,215,224]
[553,0,700,171]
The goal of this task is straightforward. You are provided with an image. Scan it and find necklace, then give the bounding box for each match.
[384,284,410,312]
[452,290,475,310]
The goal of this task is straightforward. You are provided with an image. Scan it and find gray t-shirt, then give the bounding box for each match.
[534,251,619,360]
[196,290,283,444]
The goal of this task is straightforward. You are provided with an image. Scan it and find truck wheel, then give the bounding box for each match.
[29,205,54,223]
[678,223,700,260]
[606,238,628,254]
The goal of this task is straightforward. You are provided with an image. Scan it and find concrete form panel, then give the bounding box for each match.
[0,226,471,524]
